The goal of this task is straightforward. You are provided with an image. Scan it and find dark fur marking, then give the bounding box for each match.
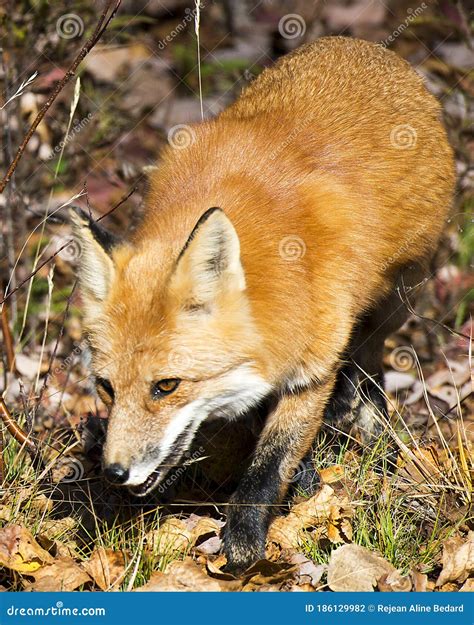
[176,206,222,263]
[72,207,120,254]
[222,441,287,573]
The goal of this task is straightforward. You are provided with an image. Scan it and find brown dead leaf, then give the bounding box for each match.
[436,532,474,586]
[460,578,474,591]
[84,547,126,591]
[23,557,90,592]
[135,558,224,592]
[267,485,352,551]
[411,570,430,592]
[234,559,298,592]
[40,517,78,540]
[30,494,54,515]
[0,525,53,574]
[146,515,223,556]
[378,570,412,592]
[287,552,326,588]
[146,518,191,554]
[328,544,401,592]
[319,465,344,484]
[397,445,445,487]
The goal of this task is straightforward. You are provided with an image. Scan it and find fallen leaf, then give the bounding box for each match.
[327,544,399,592]
[378,570,412,592]
[0,525,53,573]
[40,517,78,539]
[287,552,326,588]
[436,532,474,586]
[135,558,224,591]
[84,547,126,591]
[239,559,298,591]
[411,570,429,592]
[83,44,151,83]
[459,578,474,591]
[319,465,344,484]
[15,354,47,380]
[23,557,90,591]
[267,485,352,551]
[146,515,223,556]
[146,518,191,554]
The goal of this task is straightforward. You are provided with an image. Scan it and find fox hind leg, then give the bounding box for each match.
[323,265,427,445]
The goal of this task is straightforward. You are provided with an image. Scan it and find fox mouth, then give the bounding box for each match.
[128,429,192,497]
[129,468,163,497]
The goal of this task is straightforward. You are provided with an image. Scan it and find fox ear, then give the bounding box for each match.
[70,208,118,309]
[170,207,245,309]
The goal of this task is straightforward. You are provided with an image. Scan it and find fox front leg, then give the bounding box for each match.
[222,379,335,574]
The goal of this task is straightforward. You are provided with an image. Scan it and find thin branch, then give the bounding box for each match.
[97,183,139,222]
[0,0,122,195]
[1,293,15,372]
[0,397,40,461]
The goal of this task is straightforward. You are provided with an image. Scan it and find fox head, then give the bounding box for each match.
[71,206,271,495]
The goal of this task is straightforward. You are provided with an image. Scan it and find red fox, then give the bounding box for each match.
[72,37,455,573]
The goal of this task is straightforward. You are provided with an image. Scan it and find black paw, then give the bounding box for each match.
[222,508,267,576]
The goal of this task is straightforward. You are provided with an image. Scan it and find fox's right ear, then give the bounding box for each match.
[69,208,118,311]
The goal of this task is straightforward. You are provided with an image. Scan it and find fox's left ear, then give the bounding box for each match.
[70,208,119,313]
[170,207,246,309]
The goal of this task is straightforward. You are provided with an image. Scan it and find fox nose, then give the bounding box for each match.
[104,463,129,485]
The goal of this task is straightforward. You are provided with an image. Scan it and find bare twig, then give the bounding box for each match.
[1,292,15,372]
[0,0,122,195]
[36,281,78,412]
[0,397,40,460]
[97,183,139,222]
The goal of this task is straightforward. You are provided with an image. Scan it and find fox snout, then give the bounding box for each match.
[102,412,184,496]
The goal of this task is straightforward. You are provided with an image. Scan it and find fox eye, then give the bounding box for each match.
[151,378,181,399]
[96,377,114,400]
